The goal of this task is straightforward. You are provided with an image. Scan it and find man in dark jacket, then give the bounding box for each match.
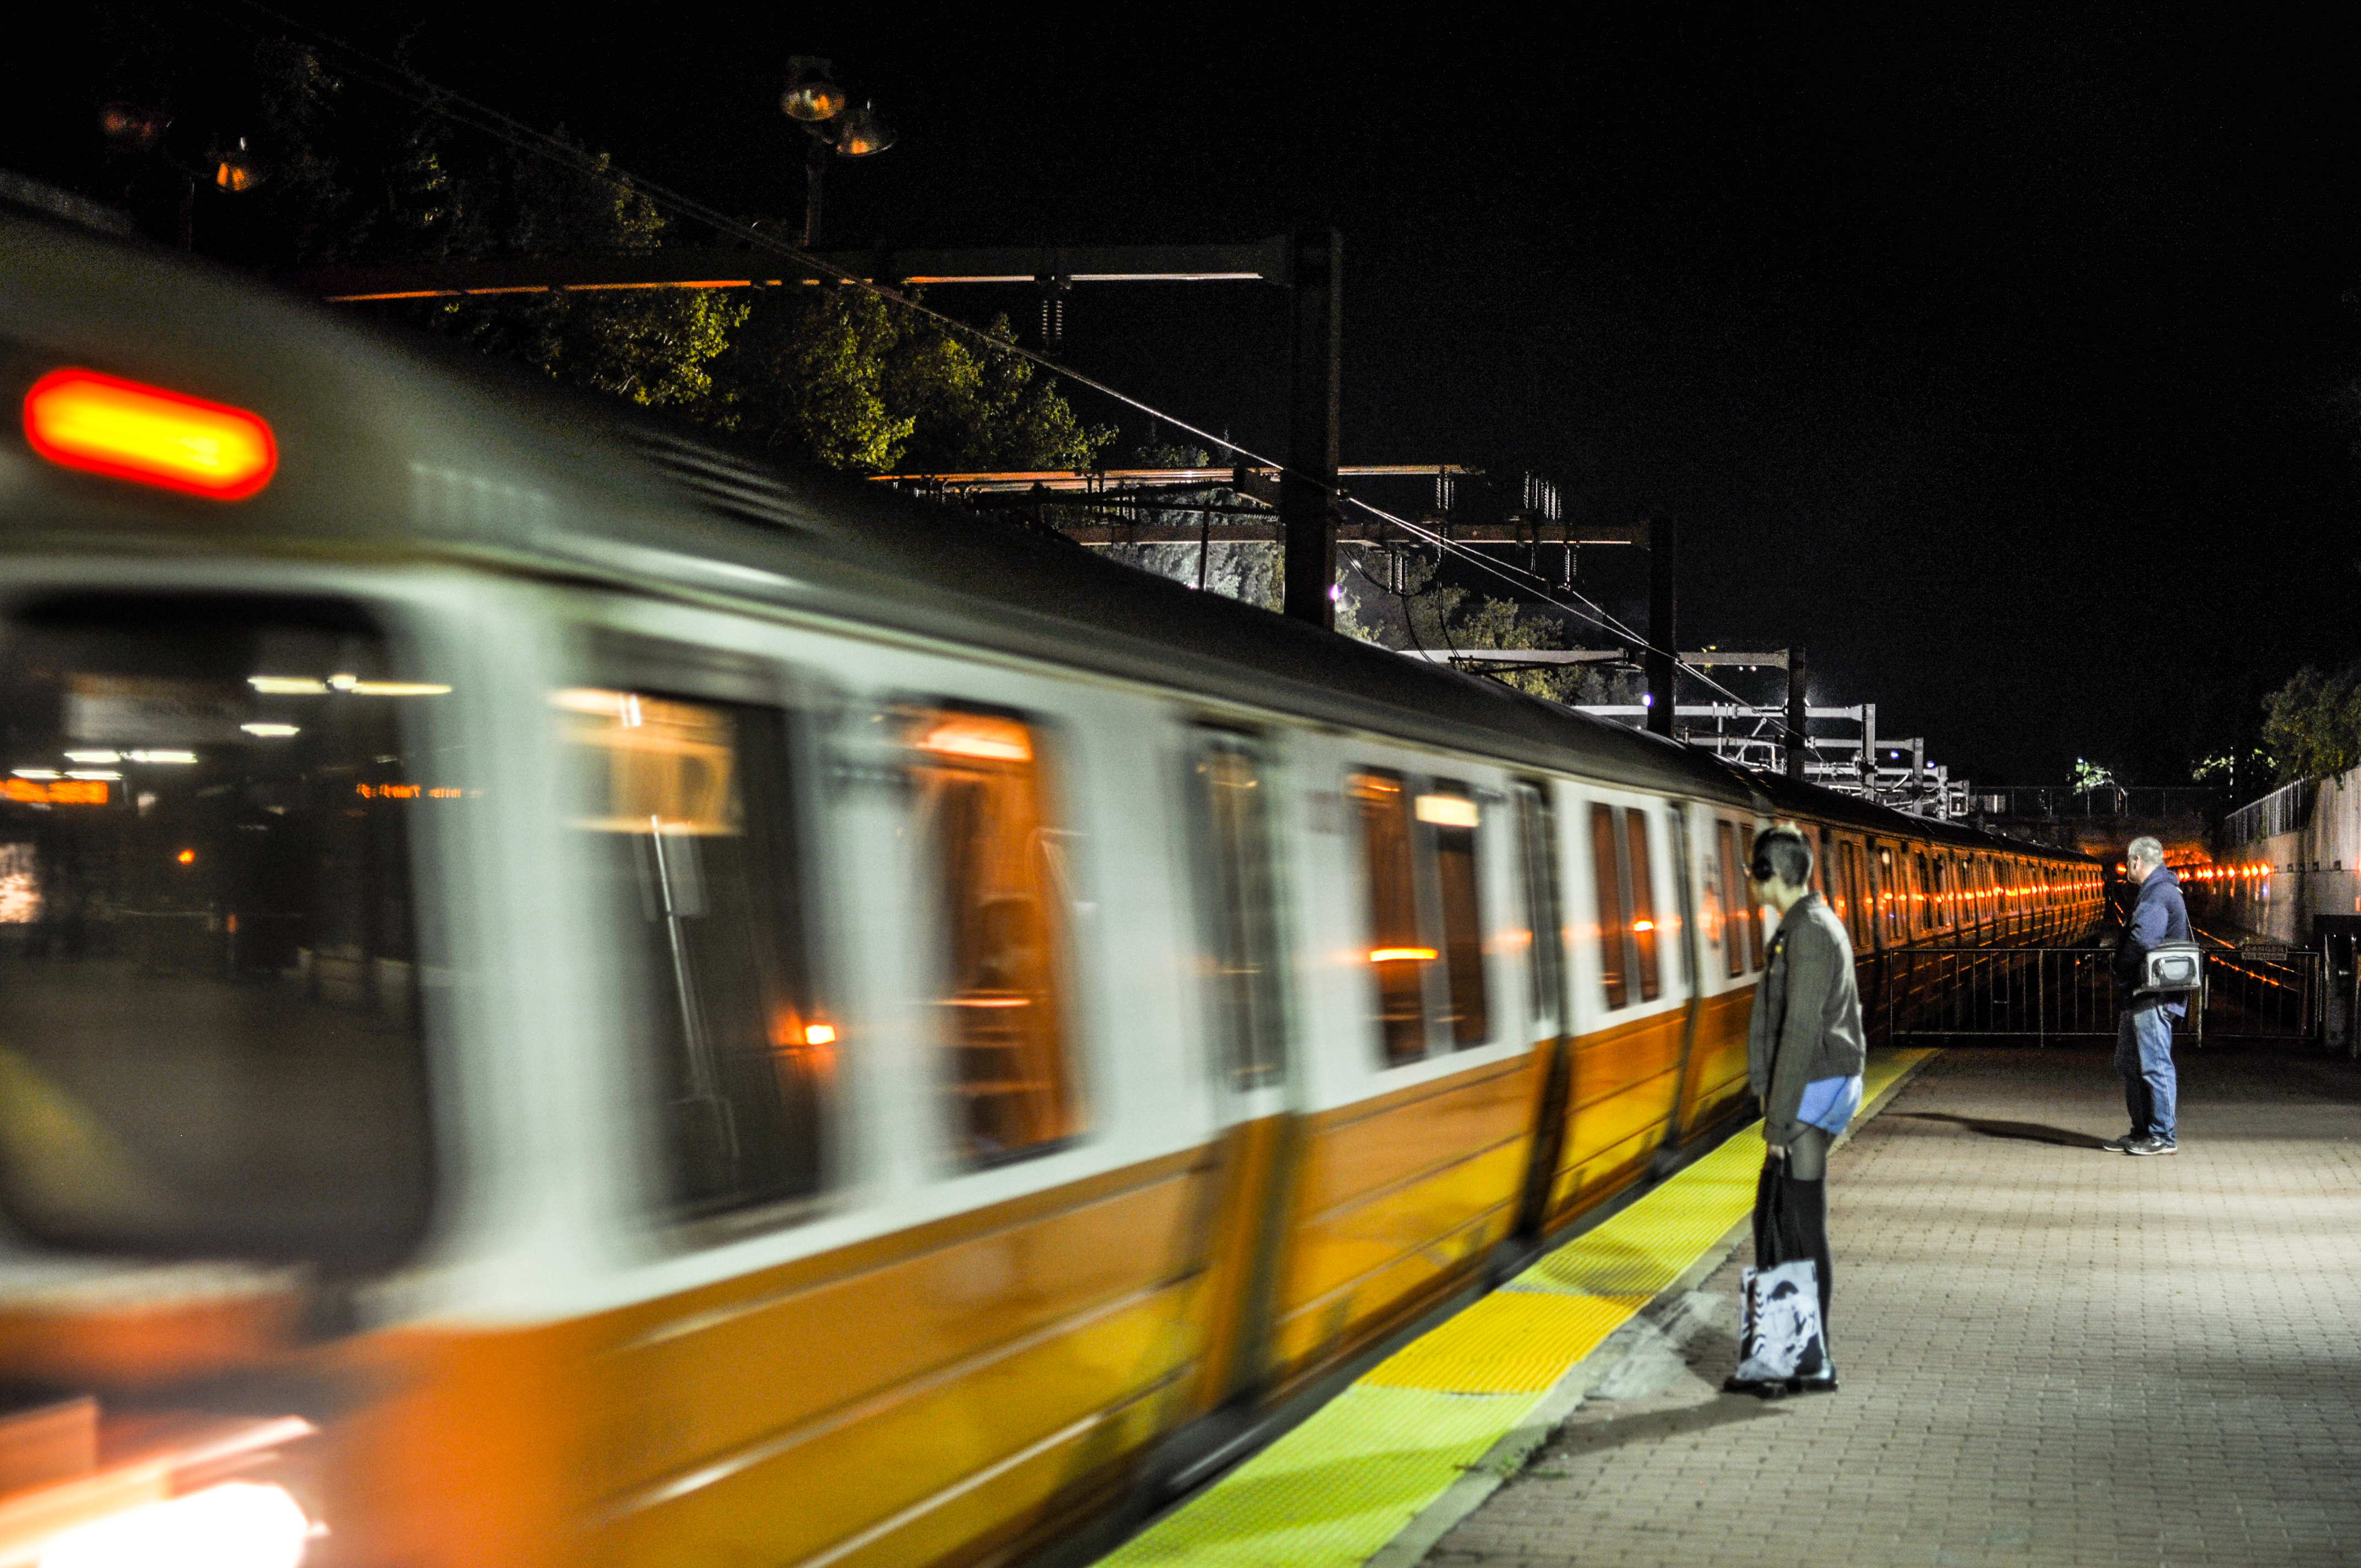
[1739,823,1867,1391]
[2107,836,2190,1156]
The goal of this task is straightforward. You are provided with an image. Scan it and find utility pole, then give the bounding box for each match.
[1281,229,1342,629]
[1786,645,1808,782]
[1645,515,1677,738]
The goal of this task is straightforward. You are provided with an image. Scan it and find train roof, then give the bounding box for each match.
[0,196,2091,865]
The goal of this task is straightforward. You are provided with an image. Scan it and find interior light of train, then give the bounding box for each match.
[23,368,279,500]
[12,769,60,780]
[917,719,1031,762]
[176,849,196,864]
[2,778,107,805]
[944,996,1030,1008]
[241,723,301,737]
[124,749,197,764]
[249,676,328,694]
[804,1023,839,1046]
[1633,920,1656,933]
[351,681,452,696]
[35,1480,311,1568]
[1413,794,1479,828]
[1369,946,1439,963]
[63,749,121,764]
[65,770,122,781]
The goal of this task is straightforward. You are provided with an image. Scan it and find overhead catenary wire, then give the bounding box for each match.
[226,2,1776,727]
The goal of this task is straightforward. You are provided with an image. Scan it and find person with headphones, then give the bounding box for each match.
[1739,823,1867,1393]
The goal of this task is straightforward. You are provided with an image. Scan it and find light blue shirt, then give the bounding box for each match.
[1797,1073,1864,1136]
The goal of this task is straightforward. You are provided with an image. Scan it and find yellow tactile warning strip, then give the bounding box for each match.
[1099,1049,1934,1567]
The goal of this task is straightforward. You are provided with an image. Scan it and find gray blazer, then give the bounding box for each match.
[1746,892,1868,1146]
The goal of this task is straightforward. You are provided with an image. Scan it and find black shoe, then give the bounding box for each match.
[2100,1131,2142,1152]
[1721,1376,1788,1400]
[2125,1135,2179,1156]
[1789,1370,1839,1395]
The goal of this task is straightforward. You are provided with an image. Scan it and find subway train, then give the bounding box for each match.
[0,193,2103,1568]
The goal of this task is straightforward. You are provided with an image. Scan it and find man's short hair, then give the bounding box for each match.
[2126,835,2163,868]
[1753,824,1815,888]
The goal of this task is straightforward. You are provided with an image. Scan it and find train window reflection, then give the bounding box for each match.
[562,688,827,1223]
[1590,804,1628,1009]
[0,596,434,1268]
[1351,771,1427,1065]
[1430,780,1489,1048]
[908,708,1084,1165]
[1715,821,1745,978]
[1625,810,1662,1003]
[1737,823,1765,971]
[1192,734,1285,1091]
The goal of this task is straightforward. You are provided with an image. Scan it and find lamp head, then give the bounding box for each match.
[212,137,266,193]
[781,57,847,121]
[99,101,170,151]
[833,101,894,157]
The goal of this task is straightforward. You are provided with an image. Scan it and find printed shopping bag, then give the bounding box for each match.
[1735,1259,1827,1384]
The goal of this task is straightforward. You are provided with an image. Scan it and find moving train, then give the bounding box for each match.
[0,190,2102,1568]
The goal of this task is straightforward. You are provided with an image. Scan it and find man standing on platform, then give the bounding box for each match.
[2107,836,2189,1156]
[1741,824,1867,1392]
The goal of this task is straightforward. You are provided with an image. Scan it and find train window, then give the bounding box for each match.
[0,595,434,1268]
[1877,846,1901,944]
[1842,843,1867,947]
[1192,734,1286,1091]
[1626,809,1662,1003]
[1930,856,1950,929]
[1714,821,1744,978]
[1514,783,1563,1033]
[1737,823,1766,970]
[1428,780,1490,1047]
[907,709,1085,1167]
[1590,804,1629,1008]
[1352,771,1428,1065]
[564,688,829,1221]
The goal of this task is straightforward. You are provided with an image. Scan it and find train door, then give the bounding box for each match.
[1665,803,1755,1144]
[1179,727,1297,1412]
[1540,791,1691,1224]
[1258,750,1539,1385]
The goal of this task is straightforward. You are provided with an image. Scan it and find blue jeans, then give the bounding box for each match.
[2115,1004,2177,1142]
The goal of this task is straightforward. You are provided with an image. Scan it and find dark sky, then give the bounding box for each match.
[10,10,2359,786]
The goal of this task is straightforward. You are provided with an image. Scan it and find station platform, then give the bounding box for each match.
[1102,1043,2361,1568]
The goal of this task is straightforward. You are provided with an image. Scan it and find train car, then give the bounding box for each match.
[0,192,2100,1568]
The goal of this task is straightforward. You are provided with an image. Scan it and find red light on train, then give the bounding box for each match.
[23,368,278,499]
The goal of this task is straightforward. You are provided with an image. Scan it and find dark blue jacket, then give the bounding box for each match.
[2113,867,2192,1018]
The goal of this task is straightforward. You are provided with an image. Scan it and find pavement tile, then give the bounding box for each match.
[1419,1044,2361,1568]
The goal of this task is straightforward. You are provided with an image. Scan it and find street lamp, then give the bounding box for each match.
[779,58,894,247]
[99,102,268,249]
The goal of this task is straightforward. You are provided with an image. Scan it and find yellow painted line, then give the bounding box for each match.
[1099,1048,1933,1568]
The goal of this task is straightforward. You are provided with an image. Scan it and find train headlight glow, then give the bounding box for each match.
[24,369,279,500]
[38,1482,311,1568]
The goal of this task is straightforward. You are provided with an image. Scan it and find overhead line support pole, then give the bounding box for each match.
[1645,516,1677,738]
[1786,644,1809,783]
[1282,229,1343,629]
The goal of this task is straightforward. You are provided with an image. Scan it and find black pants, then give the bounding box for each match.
[1754,1125,1834,1346]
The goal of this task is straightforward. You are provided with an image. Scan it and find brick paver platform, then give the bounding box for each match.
[1422,1045,2361,1568]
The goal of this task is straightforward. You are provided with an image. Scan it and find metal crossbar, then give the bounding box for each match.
[1880,946,2324,1046]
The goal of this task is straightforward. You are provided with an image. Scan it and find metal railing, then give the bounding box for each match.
[1882,945,2323,1046]
[2222,780,2313,847]
[1971,786,2221,821]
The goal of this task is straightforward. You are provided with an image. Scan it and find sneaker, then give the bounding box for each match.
[2100,1131,2142,1152]
[2125,1135,2179,1156]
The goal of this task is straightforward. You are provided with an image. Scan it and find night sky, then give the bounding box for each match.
[9,11,2358,787]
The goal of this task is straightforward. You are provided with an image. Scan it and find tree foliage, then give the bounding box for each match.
[2261,663,2361,784]
[1341,555,1631,705]
[67,14,1107,475]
